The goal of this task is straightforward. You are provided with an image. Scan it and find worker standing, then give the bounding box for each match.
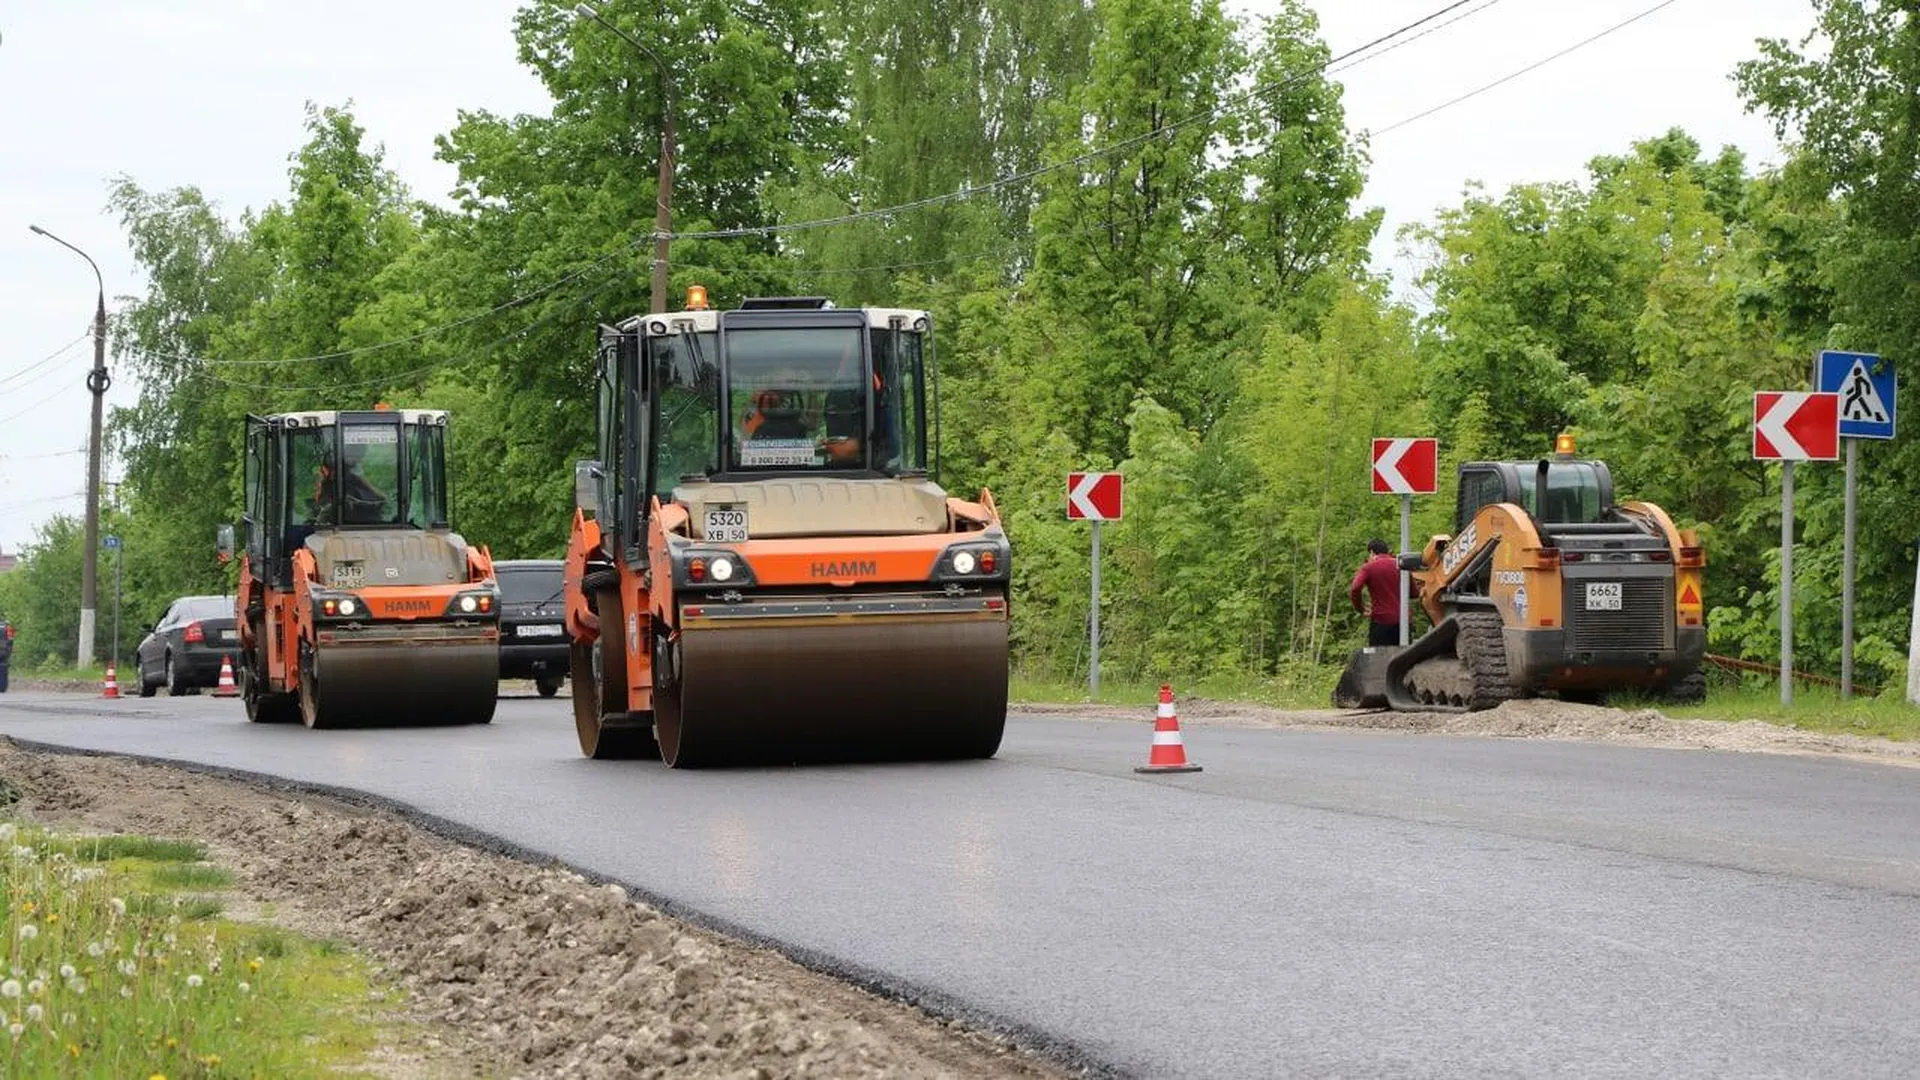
[1349,539,1402,648]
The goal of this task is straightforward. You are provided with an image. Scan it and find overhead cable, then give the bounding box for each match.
[668,0,1491,242]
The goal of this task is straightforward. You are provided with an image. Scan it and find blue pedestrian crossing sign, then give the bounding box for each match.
[1816,350,1896,440]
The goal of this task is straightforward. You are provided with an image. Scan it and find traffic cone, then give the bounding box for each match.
[101,664,121,700]
[213,655,239,698]
[1135,684,1201,774]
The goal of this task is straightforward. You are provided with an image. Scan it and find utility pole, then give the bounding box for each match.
[29,225,109,670]
[576,3,676,314]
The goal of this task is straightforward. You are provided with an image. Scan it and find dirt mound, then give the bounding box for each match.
[1015,696,1920,766]
[0,743,1066,1079]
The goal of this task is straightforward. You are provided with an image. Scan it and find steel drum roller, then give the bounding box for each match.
[654,611,1008,767]
[301,634,499,728]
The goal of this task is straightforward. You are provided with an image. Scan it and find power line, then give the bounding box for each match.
[130,232,656,369]
[0,351,84,397]
[167,261,640,394]
[0,449,86,463]
[669,0,1491,242]
[0,491,85,514]
[1371,0,1684,137]
[0,383,76,428]
[99,1,1492,375]
[0,331,90,390]
[1325,0,1506,82]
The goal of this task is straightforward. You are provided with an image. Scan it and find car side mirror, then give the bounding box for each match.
[215,523,236,564]
[574,460,605,520]
[1397,552,1426,572]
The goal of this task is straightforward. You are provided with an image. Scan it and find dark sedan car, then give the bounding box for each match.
[135,595,239,697]
[497,560,568,697]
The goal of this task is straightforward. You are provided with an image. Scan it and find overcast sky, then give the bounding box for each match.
[0,0,1815,553]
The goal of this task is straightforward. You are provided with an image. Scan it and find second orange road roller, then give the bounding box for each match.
[563,290,1010,766]
[231,407,501,728]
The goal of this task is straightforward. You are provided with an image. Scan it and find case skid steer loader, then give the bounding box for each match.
[564,291,1011,767]
[1335,435,1706,711]
[234,408,500,727]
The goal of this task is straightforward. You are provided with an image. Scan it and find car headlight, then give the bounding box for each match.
[709,556,735,582]
[459,595,477,613]
[952,551,977,575]
[337,598,357,616]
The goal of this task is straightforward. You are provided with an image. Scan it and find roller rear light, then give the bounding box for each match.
[184,621,204,643]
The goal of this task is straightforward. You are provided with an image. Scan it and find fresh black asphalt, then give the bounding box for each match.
[4,691,1919,1078]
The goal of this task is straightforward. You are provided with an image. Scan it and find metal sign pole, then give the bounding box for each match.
[113,543,123,669]
[1908,538,1920,706]
[1781,460,1795,706]
[1841,438,1857,699]
[1398,494,1412,647]
[1089,520,1102,698]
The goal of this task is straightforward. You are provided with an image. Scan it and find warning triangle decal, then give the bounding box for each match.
[1679,583,1700,607]
[1840,358,1890,423]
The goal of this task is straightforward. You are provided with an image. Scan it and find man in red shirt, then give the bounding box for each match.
[1349,538,1402,647]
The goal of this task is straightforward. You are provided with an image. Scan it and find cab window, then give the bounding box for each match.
[871,328,927,473]
[651,331,719,490]
[1455,469,1506,530]
[726,327,866,471]
[1518,464,1606,524]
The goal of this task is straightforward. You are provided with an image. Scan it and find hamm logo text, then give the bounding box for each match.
[810,560,877,578]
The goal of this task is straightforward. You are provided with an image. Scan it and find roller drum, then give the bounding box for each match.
[656,612,1008,767]
[300,637,499,728]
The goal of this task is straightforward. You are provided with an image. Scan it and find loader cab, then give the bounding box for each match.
[243,409,453,587]
[1454,457,1615,533]
[588,289,935,560]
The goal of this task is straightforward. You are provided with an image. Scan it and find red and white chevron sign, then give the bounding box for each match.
[1066,472,1123,520]
[1371,437,1437,495]
[1753,392,1839,461]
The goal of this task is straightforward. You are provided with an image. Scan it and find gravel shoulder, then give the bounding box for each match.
[1015,697,1920,768]
[0,740,1070,1079]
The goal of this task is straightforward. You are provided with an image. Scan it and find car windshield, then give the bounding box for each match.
[726,327,867,472]
[498,569,563,605]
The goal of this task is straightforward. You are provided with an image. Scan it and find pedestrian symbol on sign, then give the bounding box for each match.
[1841,357,1889,424]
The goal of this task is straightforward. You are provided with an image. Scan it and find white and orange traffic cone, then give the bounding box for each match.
[101,664,121,700]
[1135,684,1201,774]
[213,655,239,698]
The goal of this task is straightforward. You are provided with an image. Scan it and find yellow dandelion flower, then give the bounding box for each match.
[200,1054,222,1067]
[164,1036,178,1050]
[66,1042,81,1057]
[46,913,59,925]
[20,901,34,915]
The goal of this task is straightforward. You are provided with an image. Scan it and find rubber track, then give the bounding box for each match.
[1664,670,1707,705]
[1456,610,1522,712]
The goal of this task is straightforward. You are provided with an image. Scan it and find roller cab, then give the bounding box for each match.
[566,293,1010,766]
[234,408,500,728]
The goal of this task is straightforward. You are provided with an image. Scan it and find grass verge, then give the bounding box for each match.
[1654,681,1920,742]
[1,820,404,1078]
[1009,665,1342,711]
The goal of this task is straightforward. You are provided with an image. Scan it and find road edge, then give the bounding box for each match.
[2,735,1122,1080]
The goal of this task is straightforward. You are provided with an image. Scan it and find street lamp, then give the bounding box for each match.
[28,224,111,670]
[576,3,676,315]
